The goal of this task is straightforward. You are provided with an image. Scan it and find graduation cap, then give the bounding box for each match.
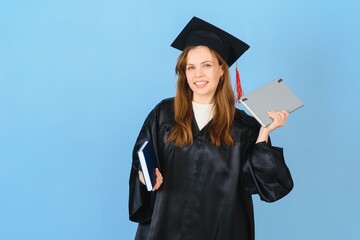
[171,16,249,67]
[171,16,250,101]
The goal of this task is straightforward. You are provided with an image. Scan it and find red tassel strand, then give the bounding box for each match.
[235,62,243,102]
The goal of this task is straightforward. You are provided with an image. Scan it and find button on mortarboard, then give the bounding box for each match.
[171,16,250,67]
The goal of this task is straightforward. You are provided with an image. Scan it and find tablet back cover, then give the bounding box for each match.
[240,78,304,126]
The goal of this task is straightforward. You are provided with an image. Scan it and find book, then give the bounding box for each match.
[240,78,304,126]
[137,140,159,191]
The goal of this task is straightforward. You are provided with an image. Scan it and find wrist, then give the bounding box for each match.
[256,127,270,143]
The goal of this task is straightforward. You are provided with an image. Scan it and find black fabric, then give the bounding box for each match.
[129,98,293,240]
[171,16,250,67]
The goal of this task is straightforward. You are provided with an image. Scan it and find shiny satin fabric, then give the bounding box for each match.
[129,98,293,240]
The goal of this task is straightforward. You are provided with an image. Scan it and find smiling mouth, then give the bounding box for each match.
[194,81,208,86]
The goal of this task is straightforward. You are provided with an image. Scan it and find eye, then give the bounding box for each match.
[187,66,195,71]
[203,64,212,69]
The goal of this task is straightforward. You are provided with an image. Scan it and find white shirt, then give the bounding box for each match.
[192,101,214,130]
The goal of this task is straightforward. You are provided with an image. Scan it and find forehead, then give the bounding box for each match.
[186,46,216,63]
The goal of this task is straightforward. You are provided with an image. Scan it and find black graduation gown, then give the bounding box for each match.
[129,98,293,240]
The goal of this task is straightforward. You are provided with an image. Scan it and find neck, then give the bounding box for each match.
[192,96,214,104]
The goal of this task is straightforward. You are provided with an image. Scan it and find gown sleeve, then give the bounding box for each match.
[242,139,294,203]
[128,106,159,223]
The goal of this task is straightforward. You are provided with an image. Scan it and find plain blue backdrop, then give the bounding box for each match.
[1,0,359,239]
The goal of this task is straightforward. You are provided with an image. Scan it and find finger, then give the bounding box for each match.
[276,111,288,119]
[267,111,286,127]
[153,180,163,191]
[152,169,163,191]
[277,113,286,126]
[274,112,284,123]
[155,168,163,182]
[138,170,145,185]
[156,174,163,185]
[278,111,288,120]
[284,112,289,122]
[277,111,288,126]
[283,110,289,118]
[267,111,281,123]
[280,111,289,122]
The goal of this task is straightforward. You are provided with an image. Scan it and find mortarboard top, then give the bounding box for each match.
[171,16,250,67]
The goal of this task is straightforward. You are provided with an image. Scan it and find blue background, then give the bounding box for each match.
[1,0,359,239]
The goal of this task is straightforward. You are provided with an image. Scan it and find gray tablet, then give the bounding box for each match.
[240,78,304,126]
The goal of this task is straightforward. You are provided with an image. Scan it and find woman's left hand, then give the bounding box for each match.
[265,110,289,133]
[256,110,289,143]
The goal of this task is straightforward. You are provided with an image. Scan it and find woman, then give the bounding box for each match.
[129,16,293,240]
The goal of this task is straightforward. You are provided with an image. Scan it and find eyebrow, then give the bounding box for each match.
[186,60,213,65]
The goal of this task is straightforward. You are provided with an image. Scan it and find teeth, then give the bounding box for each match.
[195,81,207,86]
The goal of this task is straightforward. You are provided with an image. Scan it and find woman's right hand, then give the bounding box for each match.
[138,168,163,191]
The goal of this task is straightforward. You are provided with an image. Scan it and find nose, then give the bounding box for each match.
[194,68,203,78]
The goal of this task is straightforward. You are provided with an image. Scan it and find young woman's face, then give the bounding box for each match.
[185,46,224,104]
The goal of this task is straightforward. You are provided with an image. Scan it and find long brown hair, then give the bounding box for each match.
[167,46,235,147]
